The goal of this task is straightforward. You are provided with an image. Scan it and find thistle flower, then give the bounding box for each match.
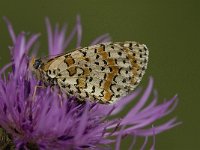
[0,16,180,150]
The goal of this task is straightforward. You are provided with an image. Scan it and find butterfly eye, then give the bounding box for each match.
[33,59,42,69]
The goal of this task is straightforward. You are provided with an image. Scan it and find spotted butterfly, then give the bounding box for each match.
[30,41,149,104]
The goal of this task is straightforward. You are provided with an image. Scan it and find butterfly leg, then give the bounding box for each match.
[32,85,45,100]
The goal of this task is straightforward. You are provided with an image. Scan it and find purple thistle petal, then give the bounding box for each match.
[63,19,79,49]
[30,41,40,57]
[139,91,158,113]
[45,17,54,54]
[25,33,40,52]
[141,136,148,150]
[3,16,16,43]
[46,15,82,55]
[127,96,175,125]
[55,23,67,54]
[64,15,82,49]
[150,126,156,150]
[90,33,111,45]
[124,77,153,118]
[76,15,82,48]
[115,125,125,150]
[77,104,89,137]
[0,62,12,76]
[128,135,136,150]
[162,95,179,116]
[133,118,180,136]
[111,88,142,115]
[53,23,61,53]
[12,32,26,74]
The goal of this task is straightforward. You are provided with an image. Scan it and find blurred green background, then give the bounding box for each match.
[0,0,199,149]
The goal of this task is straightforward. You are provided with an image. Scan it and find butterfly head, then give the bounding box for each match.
[33,59,43,69]
[30,57,44,70]
[29,57,46,79]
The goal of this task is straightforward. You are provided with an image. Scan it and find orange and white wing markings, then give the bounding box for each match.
[31,41,149,104]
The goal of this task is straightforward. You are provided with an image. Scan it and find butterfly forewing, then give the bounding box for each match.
[34,41,149,104]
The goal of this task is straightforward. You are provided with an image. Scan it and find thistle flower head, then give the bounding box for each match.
[0,16,180,150]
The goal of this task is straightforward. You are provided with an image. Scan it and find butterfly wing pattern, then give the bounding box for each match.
[34,41,149,104]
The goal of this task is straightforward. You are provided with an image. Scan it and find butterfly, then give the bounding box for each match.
[30,41,149,104]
